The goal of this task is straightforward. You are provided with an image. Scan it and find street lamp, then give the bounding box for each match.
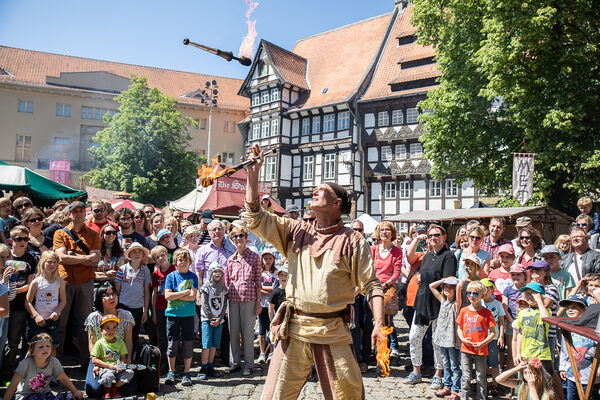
[197,80,218,161]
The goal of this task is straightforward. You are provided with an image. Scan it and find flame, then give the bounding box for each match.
[197,155,241,188]
[239,0,258,59]
[375,326,395,378]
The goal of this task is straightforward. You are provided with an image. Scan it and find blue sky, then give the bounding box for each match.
[0,0,395,79]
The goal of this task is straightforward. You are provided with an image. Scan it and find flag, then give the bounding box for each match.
[512,153,535,205]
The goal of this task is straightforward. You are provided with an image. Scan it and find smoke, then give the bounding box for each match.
[238,0,258,59]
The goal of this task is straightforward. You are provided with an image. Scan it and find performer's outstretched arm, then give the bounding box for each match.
[368,294,384,349]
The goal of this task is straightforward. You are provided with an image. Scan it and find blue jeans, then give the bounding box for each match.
[350,295,373,363]
[0,316,8,369]
[440,346,461,393]
[85,359,137,397]
[566,379,600,400]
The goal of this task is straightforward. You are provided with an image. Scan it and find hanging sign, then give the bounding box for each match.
[512,153,535,205]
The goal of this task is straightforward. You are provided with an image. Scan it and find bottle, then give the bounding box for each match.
[5,260,27,272]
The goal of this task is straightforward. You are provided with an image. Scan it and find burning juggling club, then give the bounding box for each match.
[199,149,277,187]
[183,38,252,66]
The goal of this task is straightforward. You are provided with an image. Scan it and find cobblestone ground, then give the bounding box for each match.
[43,313,508,399]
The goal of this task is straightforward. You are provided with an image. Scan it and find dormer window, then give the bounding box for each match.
[258,61,268,77]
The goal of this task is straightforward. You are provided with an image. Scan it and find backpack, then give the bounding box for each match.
[133,343,161,394]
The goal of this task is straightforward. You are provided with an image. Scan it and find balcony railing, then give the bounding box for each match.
[37,159,96,172]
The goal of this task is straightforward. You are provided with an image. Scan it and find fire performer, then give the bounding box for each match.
[243,144,384,399]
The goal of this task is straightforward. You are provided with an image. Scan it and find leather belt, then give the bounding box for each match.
[293,308,345,319]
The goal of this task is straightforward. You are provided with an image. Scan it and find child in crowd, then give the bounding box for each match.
[258,249,276,363]
[456,280,496,400]
[150,245,175,371]
[268,265,288,324]
[429,276,461,400]
[0,244,16,370]
[0,198,19,246]
[527,261,560,363]
[115,242,151,350]
[541,245,575,315]
[198,261,227,380]
[502,264,528,369]
[572,273,600,304]
[577,196,599,234]
[488,244,515,300]
[480,278,505,396]
[91,315,134,399]
[496,358,558,400]
[3,333,83,400]
[25,251,66,356]
[456,254,482,309]
[164,248,198,386]
[558,295,600,400]
[511,298,530,366]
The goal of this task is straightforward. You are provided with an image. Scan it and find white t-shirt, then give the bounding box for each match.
[568,253,584,284]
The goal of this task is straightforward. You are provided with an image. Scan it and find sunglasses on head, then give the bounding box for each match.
[92,208,105,213]
[466,291,480,298]
[13,237,30,243]
[27,217,43,223]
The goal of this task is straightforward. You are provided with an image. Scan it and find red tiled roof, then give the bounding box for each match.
[361,4,439,101]
[262,41,308,90]
[290,12,394,111]
[0,46,247,111]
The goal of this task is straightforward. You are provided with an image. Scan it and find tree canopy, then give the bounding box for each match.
[412,0,600,211]
[84,75,198,206]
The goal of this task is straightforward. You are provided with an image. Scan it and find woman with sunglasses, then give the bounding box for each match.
[133,209,151,237]
[95,225,125,288]
[22,208,52,258]
[12,197,33,220]
[515,227,543,268]
[455,225,491,279]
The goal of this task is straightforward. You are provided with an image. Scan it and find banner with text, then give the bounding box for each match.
[216,176,271,196]
[512,153,535,205]
[49,160,71,186]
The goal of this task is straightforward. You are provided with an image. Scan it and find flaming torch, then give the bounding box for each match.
[375,326,395,378]
[198,149,276,188]
[183,38,252,66]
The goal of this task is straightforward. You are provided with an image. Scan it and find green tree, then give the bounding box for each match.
[412,0,600,212]
[84,75,198,206]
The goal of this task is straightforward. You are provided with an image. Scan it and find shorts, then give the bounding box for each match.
[487,339,499,368]
[201,320,224,349]
[166,316,194,358]
[27,317,60,346]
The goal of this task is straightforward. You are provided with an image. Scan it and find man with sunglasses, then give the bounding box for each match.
[559,226,600,284]
[115,208,148,250]
[575,214,599,250]
[85,201,118,234]
[244,144,383,399]
[2,225,37,375]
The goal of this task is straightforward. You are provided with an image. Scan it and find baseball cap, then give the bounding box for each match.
[510,264,526,274]
[201,209,214,224]
[515,216,532,228]
[260,249,275,258]
[157,228,172,241]
[442,276,460,286]
[286,204,301,213]
[68,201,86,212]
[416,224,428,233]
[463,253,481,267]
[480,278,496,290]
[540,245,561,256]
[558,295,588,309]
[497,243,515,256]
[520,282,546,294]
[528,260,550,271]
[276,265,288,275]
[101,314,120,327]
[261,194,270,201]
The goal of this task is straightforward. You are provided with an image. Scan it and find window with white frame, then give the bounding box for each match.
[252,123,260,140]
[338,111,350,130]
[261,121,270,138]
[409,143,423,158]
[406,107,419,123]
[323,153,336,179]
[323,114,335,132]
[446,179,459,197]
[303,155,314,180]
[312,116,320,134]
[395,144,407,160]
[391,109,403,125]
[18,100,33,113]
[301,118,310,135]
[270,88,279,101]
[261,91,270,104]
[53,137,69,160]
[251,93,260,106]
[381,146,392,161]
[378,111,389,126]
[264,156,276,181]
[15,135,31,161]
[399,181,410,198]
[270,119,279,136]
[81,106,93,119]
[430,180,442,197]
[384,182,396,199]
[56,103,71,117]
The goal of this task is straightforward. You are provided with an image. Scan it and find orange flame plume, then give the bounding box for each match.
[239,0,258,59]
[375,326,395,378]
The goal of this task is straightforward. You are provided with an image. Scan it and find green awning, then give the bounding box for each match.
[0,161,87,206]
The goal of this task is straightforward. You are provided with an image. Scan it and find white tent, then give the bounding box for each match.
[356,213,379,235]
[168,186,211,213]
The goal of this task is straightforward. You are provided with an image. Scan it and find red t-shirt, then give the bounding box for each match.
[151,264,176,311]
[85,219,119,234]
[456,306,496,356]
[371,245,403,286]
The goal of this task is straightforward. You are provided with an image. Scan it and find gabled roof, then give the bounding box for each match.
[290,12,394,111]
[360,4,440,101]
[0,46,247,111]
[263,41,308,90]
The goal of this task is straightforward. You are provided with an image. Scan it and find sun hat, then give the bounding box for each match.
[157,228,172,241]
[442,276,460,286]
[509,264,527,274]
[463,253,481,267]
[497,243,515,256]
[528,260,550,271]
[276,265,288,276]
[125,241,150,259]
[101,314,120,327]
[520,282,546,295]
[558,295,588,309]
[260,249,275,258]
[480,278,496,290]
[183,225,200,237]
[515,216,532,228]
